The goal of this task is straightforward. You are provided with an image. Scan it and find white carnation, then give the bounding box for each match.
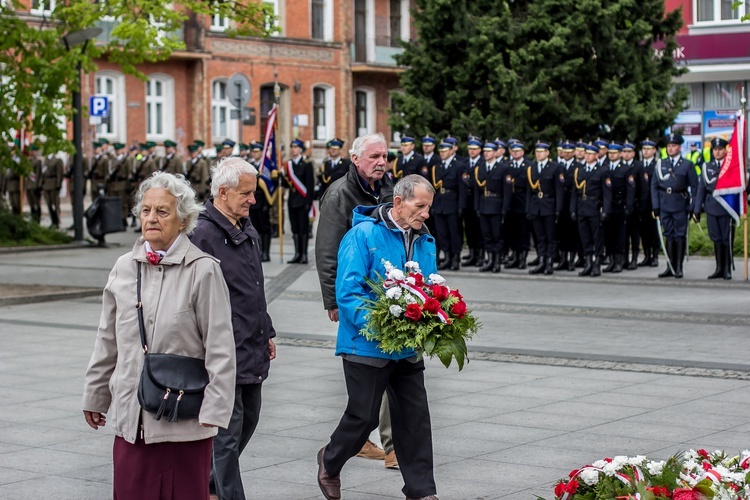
[428,273,446,285]
[579,468,600,486]
[385,287,402,300]
[388,269,405,281]
[613,456,629,466]
[627,456,646,466]
[406,276,416,285]
[404,261,421,273]
[382,259,394,271]
[389,305,404,317]
[602,462,620,476]
[646,460,665,476]
[403,293,417,304]
[591,459,607,468]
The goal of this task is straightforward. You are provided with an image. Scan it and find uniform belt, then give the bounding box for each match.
[484,189,500,198]
[534,191,547,199]
[439,187,455,194]
[581,195,599,202]
[513,187,524,193]
[657,186,686,194]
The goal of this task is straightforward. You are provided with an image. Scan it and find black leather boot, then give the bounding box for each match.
[574,254,585,267]
[287,234,302,264]
[260,234,271,262]
[528,254,540,267]
[603,254,616,273]
[591,256,601,277]
[492,252,502,273]
[674,239,685,278]
[708,243,723,279]
[658,241,674,278]
[638,248,650,267]
[543,256,554,275]
[579,255,593,276]
[505,251,518,268]
[554,252,568,271]
[479,252,494,272]
[450,253,461,271]
[517,251,528,270]
[650,248,659,267]
[462,248,476,266]
[611,254,624,273]
[529,256,546,275]
[438,253,452,270]
[474,249,485,267]
[724,243,733,280]
[300,233,309,264]
[567,252,576,271]
[627,250,638,270]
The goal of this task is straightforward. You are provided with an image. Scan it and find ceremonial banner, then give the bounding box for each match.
[259,104,278,196]
[714,112,747,224]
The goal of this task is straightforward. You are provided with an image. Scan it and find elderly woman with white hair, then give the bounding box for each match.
[82,171,236,499]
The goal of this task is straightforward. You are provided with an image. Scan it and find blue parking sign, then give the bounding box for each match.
[90,96,109,118]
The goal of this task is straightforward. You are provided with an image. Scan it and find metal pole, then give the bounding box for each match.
[73,59,84,242]
[274,79,283,262]
[741,86,747,280]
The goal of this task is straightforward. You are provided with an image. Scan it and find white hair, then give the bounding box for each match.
[349,133,387,159]
[210,157,259,197]
[133,171,204,233]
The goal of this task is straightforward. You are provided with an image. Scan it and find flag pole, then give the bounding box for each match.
[274,78,284,263]
[741,87,747,281]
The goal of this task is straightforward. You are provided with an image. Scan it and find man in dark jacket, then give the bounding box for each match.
[315,132,396,466]
[190,157,277,500]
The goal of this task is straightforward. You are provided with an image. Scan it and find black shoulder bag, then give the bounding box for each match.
[136,262,209,422]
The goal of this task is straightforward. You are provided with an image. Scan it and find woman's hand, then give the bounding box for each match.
[83,411,106,430]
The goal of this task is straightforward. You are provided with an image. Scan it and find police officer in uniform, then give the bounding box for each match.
[282,138,315,263]
[571,143,607,276]
[621,141,643,269]
[318,138,350,199]
[248,141,274,262]
[432,141,467,271]
[602,141,635,273]
[651,132,698,278]
[106,142,131,226]
[26,145,43,223]
[638,139,660,267]
[183,144,207,201]
[462,137,485,267]
[526,141,564,275]
[693,137,733,279]
[475,142,507,273]
[503,141,532,269]
[161,140,183,174]
[555,140,579,271]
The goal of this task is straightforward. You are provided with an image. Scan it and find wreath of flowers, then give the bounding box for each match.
[359,259,480,370]
[541,450,750,500]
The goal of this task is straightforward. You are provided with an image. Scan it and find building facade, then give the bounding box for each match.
[667,0,750,154]
[15,0,413,163]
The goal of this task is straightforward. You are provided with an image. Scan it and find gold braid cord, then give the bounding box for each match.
[393,159,403,179]
[432,165,443,190]
[475,166,486,187]
[573,167,587,199]
[258,178,276,205]
[527,166,540,191]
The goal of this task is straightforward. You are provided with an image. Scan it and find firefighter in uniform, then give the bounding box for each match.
[571,143,607,277]
[638,139,660,267]
[462,138,485,267]
[621,141,643,269]
[651,132,698,279]
[503,140,532,269]
[282,138,315,264]
[693,137,733,280]
[556,140,579,271]
[526,141,564,275]
[475,141,507,273]
[392,136,427,179]
[318,138,350,199]
[249,141,274,262]
[106,143,131,226]
[602,141,636,273]
[433,141,467,271]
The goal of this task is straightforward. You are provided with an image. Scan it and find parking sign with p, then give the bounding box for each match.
[90,96,109,118]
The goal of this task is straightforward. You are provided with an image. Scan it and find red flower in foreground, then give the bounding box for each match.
[673,488,701,500]
[648,486,671,498]
[431,284,449,301]
[554,482,566,498]
[697,449,710,459]
[564,480,579,495]
[404,303,423,321]
[568,469,579,478]
[451,300,467,319]
[702,461,712,471]
[423,298,441,314]
[411,273,425,286]
[449,289,463,300]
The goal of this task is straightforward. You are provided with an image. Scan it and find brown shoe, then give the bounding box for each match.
[384,449,399,469]
[356,439,385,460]
[317,446,341,500]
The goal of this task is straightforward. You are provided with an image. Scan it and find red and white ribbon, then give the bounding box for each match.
[384,279,451,324]
[286,160,308,197]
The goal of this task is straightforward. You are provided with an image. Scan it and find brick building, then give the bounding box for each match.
[16,0,415,162]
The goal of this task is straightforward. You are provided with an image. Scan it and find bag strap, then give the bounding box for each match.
[136,262,149,354]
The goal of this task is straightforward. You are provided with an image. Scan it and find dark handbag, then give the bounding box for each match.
[135,262,209,422]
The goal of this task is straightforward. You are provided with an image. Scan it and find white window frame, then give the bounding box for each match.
[264,0,282,36]
[30,0,55,15]
[389,0,410,44]
[211,78,239,144]
[354,87,376,137]
[94,70,126,142]
[145,73,175,143]
[310,0,333,41]
[312,84,335,143]
[693,0,748,25]
[389,90,404,145]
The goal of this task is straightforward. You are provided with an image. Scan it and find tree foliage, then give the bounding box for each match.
[0,0,273,174]
[391,0,688,147]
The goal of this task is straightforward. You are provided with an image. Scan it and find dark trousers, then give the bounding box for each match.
[639,209,659,252]
[708,213,732,245]
[604,212,627,254]
[288,205,309,235]
[578,214,603,256]
[249,206,271,235]
[505,212,531,252]
[531,214,557,258]
[43,189,61,226]
[324,358,436,499]
[661,210,688,241]
[479,213,503,252]
[210,383,263,500]
[434,212,462,254]
[557,212,578,253]
[626,212,640,254]
[462,207,483,250]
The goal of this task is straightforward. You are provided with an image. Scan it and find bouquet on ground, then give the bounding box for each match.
[542,450,750,500]
[359,259,480,370]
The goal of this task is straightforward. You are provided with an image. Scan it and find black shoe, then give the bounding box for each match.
[673,239,685,278]
[492,253,502,273]
[567,253,576,271]
[708,243,723,279]
[300,234,309,264]
[450,254,460,271]
[627,251,638,270]
[658,241,674,278]
[602,255,612,267]
[479,253,494,273]
[543,256,554,275]
[579,255,593,276]
[611,254,624,273]
[260,234,271,262]
[529,257,545,275]
[461,249,476,266]
[638,248,651,267]
[603,256,616,273]
[287,234,302,264]
[474,250,485,268]
[505,251,518,269]
[591,257,601,277]
[574,255,585,268]
[438,253,452,270]
[517,251,528,270]
[724,243,733,280]
[554,252,568,271]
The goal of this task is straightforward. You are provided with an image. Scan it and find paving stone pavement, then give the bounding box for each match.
[1,206,749,499]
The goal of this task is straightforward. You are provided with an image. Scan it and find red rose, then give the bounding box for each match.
[702,460,712,471]
[431,284,449,301]
[411,273,425,286]
[568,469,579,478]
[404,303,423,321]
[603,458,613,463]
[673,489,701,500]
[564,480,579,494]
[451,300,467,319]
[697,449,709,459]
[554,482,566,498]
[423,298,441,314]
[648,486,670,498]
[449,289,463,300]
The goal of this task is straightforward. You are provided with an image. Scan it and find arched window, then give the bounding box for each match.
[94,70,126,142]
[312,84,335,142]
[211,78,239,143]
[145,73,175,142]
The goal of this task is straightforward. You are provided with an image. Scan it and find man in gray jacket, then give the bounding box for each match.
[315,133,397,466]
[190,157,277,500]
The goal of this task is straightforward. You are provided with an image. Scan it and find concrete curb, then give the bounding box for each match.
[0,289,102,306]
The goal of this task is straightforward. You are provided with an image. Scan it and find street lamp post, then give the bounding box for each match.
[62,27,101,243]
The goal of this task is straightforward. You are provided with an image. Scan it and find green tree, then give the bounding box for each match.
[0,0,273,174]
[391,0,687,147]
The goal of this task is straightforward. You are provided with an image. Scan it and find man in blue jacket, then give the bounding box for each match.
[317,174,439,500]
